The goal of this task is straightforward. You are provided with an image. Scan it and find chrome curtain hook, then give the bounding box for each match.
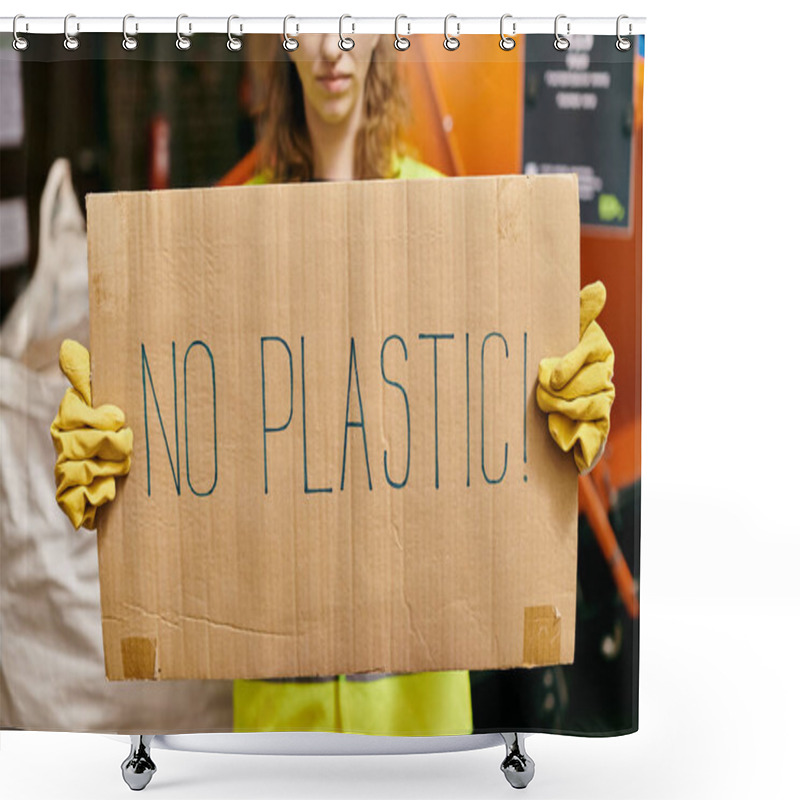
[283,15,299,51]
[394,14,410,51]
[122,14,138,51]
[499,14,516,51]
[339,14,355,51]
[12,14,28,51]
[554,14,570,51]
[64,13,79,51]
[176,13,191,50]
[444,13,460,51]
[227,15,242,51]
[616,14,632,51]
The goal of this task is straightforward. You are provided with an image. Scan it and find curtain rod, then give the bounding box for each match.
[1,15,646,37]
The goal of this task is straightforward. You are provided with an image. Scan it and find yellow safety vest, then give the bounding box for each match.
[235,155,472,737]
[245,154,444,184]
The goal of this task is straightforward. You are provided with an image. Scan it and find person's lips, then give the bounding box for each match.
[317,73,352,94]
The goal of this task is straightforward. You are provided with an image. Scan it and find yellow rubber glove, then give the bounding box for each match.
[50,339,133,530]
[536,281,615,474]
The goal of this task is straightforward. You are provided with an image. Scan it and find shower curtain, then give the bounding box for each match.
[0,28,643,739]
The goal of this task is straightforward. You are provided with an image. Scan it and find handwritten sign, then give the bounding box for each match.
[87,175,580,681]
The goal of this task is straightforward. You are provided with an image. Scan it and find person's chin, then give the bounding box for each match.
[319,99,355,125]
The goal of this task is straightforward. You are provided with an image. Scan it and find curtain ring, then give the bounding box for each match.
[616,15,632,51]
[176,13,191,50]
[64,13,79,51]
[553,14,570,51]
[12,15,28,51]
[283,15,299,51]
[394,14,410,51]
[122,14,138,51]
[443,14,460,51]
[227,15,242,51]
[339,14,355,51]
[499,14,516,51]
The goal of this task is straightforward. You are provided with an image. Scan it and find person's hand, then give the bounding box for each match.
[536,281,615,474]
[50,339,132,530]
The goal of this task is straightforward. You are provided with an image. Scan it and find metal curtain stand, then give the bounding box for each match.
[121,732,535,791]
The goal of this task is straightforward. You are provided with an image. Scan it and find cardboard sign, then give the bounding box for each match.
[87,175,580,681]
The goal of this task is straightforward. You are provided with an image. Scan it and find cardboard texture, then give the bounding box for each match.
[86,175,580,681]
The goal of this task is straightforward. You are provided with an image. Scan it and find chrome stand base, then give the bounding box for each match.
[121,735,156,791]
[500,733,535,789]
[119,732,532,790]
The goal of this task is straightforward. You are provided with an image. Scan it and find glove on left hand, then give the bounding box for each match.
[536,281,615,474]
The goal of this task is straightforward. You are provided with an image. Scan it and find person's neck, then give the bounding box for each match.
[304,96,364,181]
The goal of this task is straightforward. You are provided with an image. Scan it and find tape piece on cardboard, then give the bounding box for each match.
[121,637,157,679]
[523,605,561,665]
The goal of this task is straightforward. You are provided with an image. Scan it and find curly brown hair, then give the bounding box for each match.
[247,36,408,182]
